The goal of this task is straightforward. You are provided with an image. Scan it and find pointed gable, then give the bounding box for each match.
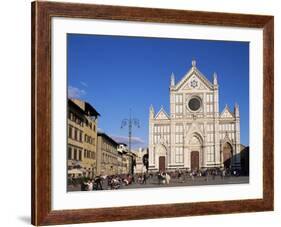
[220,105,235,119]
[155,107,170,120]
[174,61,213,92]
[186,122,204,138]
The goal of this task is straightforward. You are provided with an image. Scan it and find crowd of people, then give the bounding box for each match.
[80,173,147,191]
[162,168,240,183]
[74,168,241,191]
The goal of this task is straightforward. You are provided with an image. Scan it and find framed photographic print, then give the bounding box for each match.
[31,1,274,226]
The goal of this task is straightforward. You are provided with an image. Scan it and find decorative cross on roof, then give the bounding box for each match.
[192,60,196,67]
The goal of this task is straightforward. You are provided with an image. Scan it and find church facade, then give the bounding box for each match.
[148,60,241,172]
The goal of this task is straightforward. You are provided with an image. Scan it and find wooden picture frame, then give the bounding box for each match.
[31,1,274,226]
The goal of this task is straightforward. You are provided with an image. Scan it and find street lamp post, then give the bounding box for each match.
[121,109,140,174]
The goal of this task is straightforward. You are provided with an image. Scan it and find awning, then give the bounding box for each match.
[68,169,83,174]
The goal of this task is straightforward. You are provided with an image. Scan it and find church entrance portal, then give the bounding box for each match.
[223,143,232,169]
[159,156,165,171]
[191,151,199,171]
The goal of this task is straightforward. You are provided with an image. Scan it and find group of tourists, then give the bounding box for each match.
[107,173,149,189]
[152,167,240,185]
[80,175,103,191]
[76,168,240,191]
[179,168,239,181]
[80,173,147,191]
[157,172,171,185]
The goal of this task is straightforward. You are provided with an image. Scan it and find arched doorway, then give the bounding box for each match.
[159,156,165,171]
[222,142,233,169]
[188,134,203,171]
[155,143,167,171]
[191,151,199,170]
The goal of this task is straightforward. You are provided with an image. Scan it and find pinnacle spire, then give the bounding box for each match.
[213,72,218,85]
[192,59,196,67]
[150,104,154,112]
[149,104,154,118]
[170,72,175,86]
[235,103,240,117]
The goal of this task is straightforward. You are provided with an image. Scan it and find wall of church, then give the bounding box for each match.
[149,116,241,170]
[149,62,241,171]
[219,123,236,141]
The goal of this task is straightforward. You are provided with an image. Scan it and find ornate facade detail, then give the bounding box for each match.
[148,60,241,172]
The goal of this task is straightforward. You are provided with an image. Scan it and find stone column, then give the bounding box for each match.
[213,76,220,166]
[148,105,155,169]
[234,103,241,168]
[170,90,176,166]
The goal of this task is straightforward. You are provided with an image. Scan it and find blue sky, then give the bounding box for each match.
[67,34,249,148]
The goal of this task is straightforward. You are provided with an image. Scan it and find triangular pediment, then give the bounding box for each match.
[155,107,170,120]
[174,66,213,92]
[186,123,204,140]
[220,132,233,145]
[220,106,235,119]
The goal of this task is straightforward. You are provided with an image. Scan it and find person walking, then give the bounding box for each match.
[206,170,209,182]
[81,180,87,191]
[212,170,216,180]
[165,173,171,184]
[143,173,147,184]
[178,170,182,183]
[191,171,195,182]
[157,172,162,185]
[95,176,103,190]
[85,179,93,191]
[221,169,226,180]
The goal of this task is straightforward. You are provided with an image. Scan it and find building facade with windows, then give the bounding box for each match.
[117,143,129,174]
[96,132,120,176]
[148,60,241,172]
[67,99,100,178]
[116,143,137,175]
